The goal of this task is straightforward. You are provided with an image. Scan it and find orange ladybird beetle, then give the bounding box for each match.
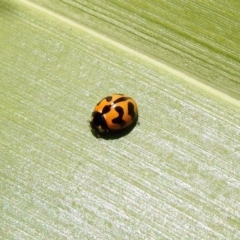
[90,94,138,136]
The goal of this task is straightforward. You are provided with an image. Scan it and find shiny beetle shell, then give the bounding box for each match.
[90,94,138,135]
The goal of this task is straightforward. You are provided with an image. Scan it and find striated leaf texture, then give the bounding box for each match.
[1,0,240,239]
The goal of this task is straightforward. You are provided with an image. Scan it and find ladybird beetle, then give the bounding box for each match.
[90,94,138,136]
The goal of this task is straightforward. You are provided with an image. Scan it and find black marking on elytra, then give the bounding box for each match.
[113,97,131,105]
[128,102,135,119]
[112,106,126,127]
[106,96,112,102]
[92,113,138,140]
[102,105,111,114]
[97,96,112,106]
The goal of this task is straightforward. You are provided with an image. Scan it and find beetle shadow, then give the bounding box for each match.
[90,115,139,140]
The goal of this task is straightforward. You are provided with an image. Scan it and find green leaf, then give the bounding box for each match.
[1,0,240,239]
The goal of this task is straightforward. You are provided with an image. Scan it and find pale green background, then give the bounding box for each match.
[1,0,240,239]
